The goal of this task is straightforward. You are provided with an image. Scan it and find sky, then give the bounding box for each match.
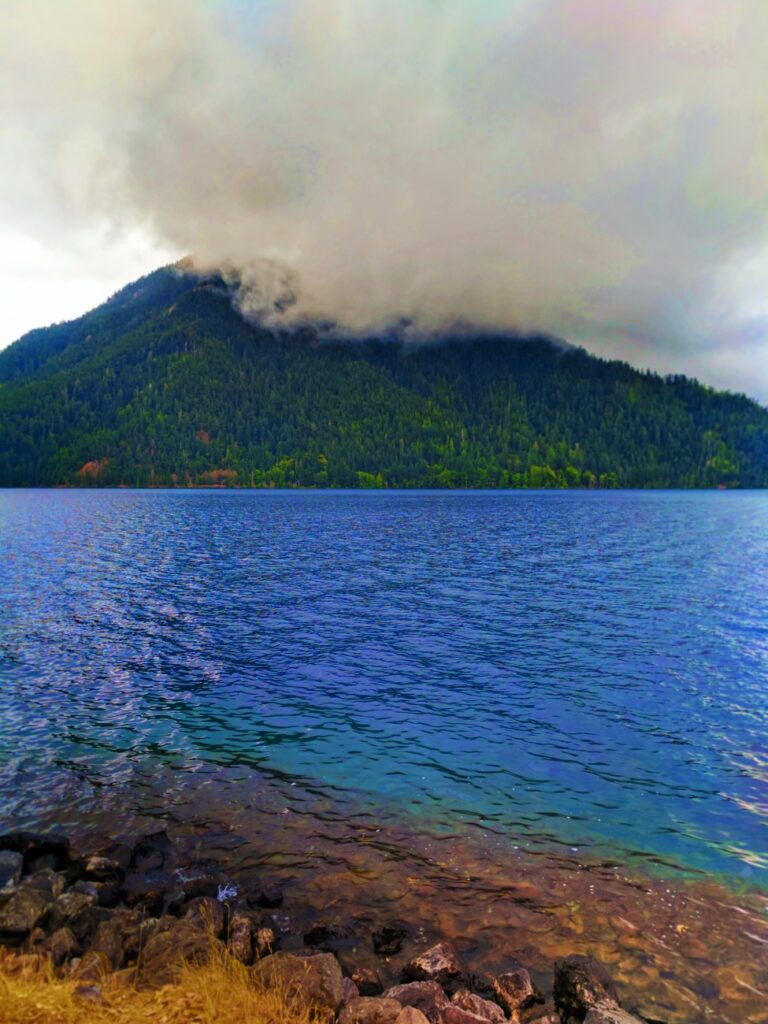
[1,0,767,402]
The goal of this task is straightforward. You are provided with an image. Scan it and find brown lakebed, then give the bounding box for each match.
[21,765,767,1024]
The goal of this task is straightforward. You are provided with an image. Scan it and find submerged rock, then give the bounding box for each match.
[383,981,450,1024]
[373,922,409,956]
[128,831,175,875]
[252,951,344,1020]
[402,942,465,993]
[553,956,619,1022]
[255,882,284,908]
[0,832,70,872]
[340,995,403,1024]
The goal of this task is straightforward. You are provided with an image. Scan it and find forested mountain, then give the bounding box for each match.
[0,265,766,488]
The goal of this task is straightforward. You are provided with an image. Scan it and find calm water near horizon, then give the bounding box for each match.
[1,488,766,890]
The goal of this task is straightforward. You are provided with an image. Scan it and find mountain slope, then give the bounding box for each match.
[0,265,766,488]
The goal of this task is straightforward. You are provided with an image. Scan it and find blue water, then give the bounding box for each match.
[1,490,766,886]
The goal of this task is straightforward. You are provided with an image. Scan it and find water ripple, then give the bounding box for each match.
[0,489,766,885]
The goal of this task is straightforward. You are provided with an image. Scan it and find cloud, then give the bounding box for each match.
[1,0,767,399]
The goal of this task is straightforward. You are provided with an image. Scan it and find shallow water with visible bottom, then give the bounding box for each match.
[1,490,767,1021]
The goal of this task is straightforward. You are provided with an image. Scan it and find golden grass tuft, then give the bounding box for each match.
[0,944,319,1024]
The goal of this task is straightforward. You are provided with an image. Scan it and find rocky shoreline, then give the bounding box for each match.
[0,828,675,1024]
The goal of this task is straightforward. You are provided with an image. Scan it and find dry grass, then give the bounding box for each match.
[0,945,318,1024]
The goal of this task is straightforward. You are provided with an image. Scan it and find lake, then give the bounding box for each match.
[1,489,766,1020]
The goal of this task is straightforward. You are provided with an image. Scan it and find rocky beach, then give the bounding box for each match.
[0,828,677,1024]
[1,820,766,1024]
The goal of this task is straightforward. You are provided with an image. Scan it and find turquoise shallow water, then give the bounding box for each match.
[1,489,766,887]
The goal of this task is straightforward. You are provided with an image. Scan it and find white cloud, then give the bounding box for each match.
[1,0,767,401]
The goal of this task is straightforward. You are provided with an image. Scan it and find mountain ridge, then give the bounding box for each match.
[0,264,766,488]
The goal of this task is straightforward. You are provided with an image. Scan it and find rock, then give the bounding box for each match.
[255,925,277,958]
[0,831,70,872]
[492,967,537,1016]
[89,842,132,873]
[124,885,166,916]
[73,982,108,1005]
[72,880,99,899]
[441,1007,492,1024]
[139,915,211,986]
[20,868,66,899]
[73,878,119,907]
[383,981,450,1024]
[305,920,352,949]
[22,927,48,954]
[184,895,225,936]
[343,977,362,1004]
[402,942,464,993]
[396,1009,431,1024]
[27,853,61,874]
[71,950,110,982]
[108,966,140,990]
[451,990,506,1024]
[0,888,49,940]
[0,850,23,892]
[468,973,499,1004]
[47,890,103,941]
[528,1007,561,1024]
[228,911,254,964]
[583,1008,643,1024]
[553,956,619,1022]
[253,951,344,1021]
[340,995,403,1024]
[353,965,384,996]
[47,927,81,967]
[373,922,409,956]
[89,910,145,969]
[85,855,124,881]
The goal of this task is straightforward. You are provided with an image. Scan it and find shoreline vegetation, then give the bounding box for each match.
[1,267,767,490]
[1,831,667,1024]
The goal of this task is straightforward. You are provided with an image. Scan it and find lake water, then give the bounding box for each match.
[1,489,767,1020]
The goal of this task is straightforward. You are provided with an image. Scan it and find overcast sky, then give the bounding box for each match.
[1,0,767,402]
